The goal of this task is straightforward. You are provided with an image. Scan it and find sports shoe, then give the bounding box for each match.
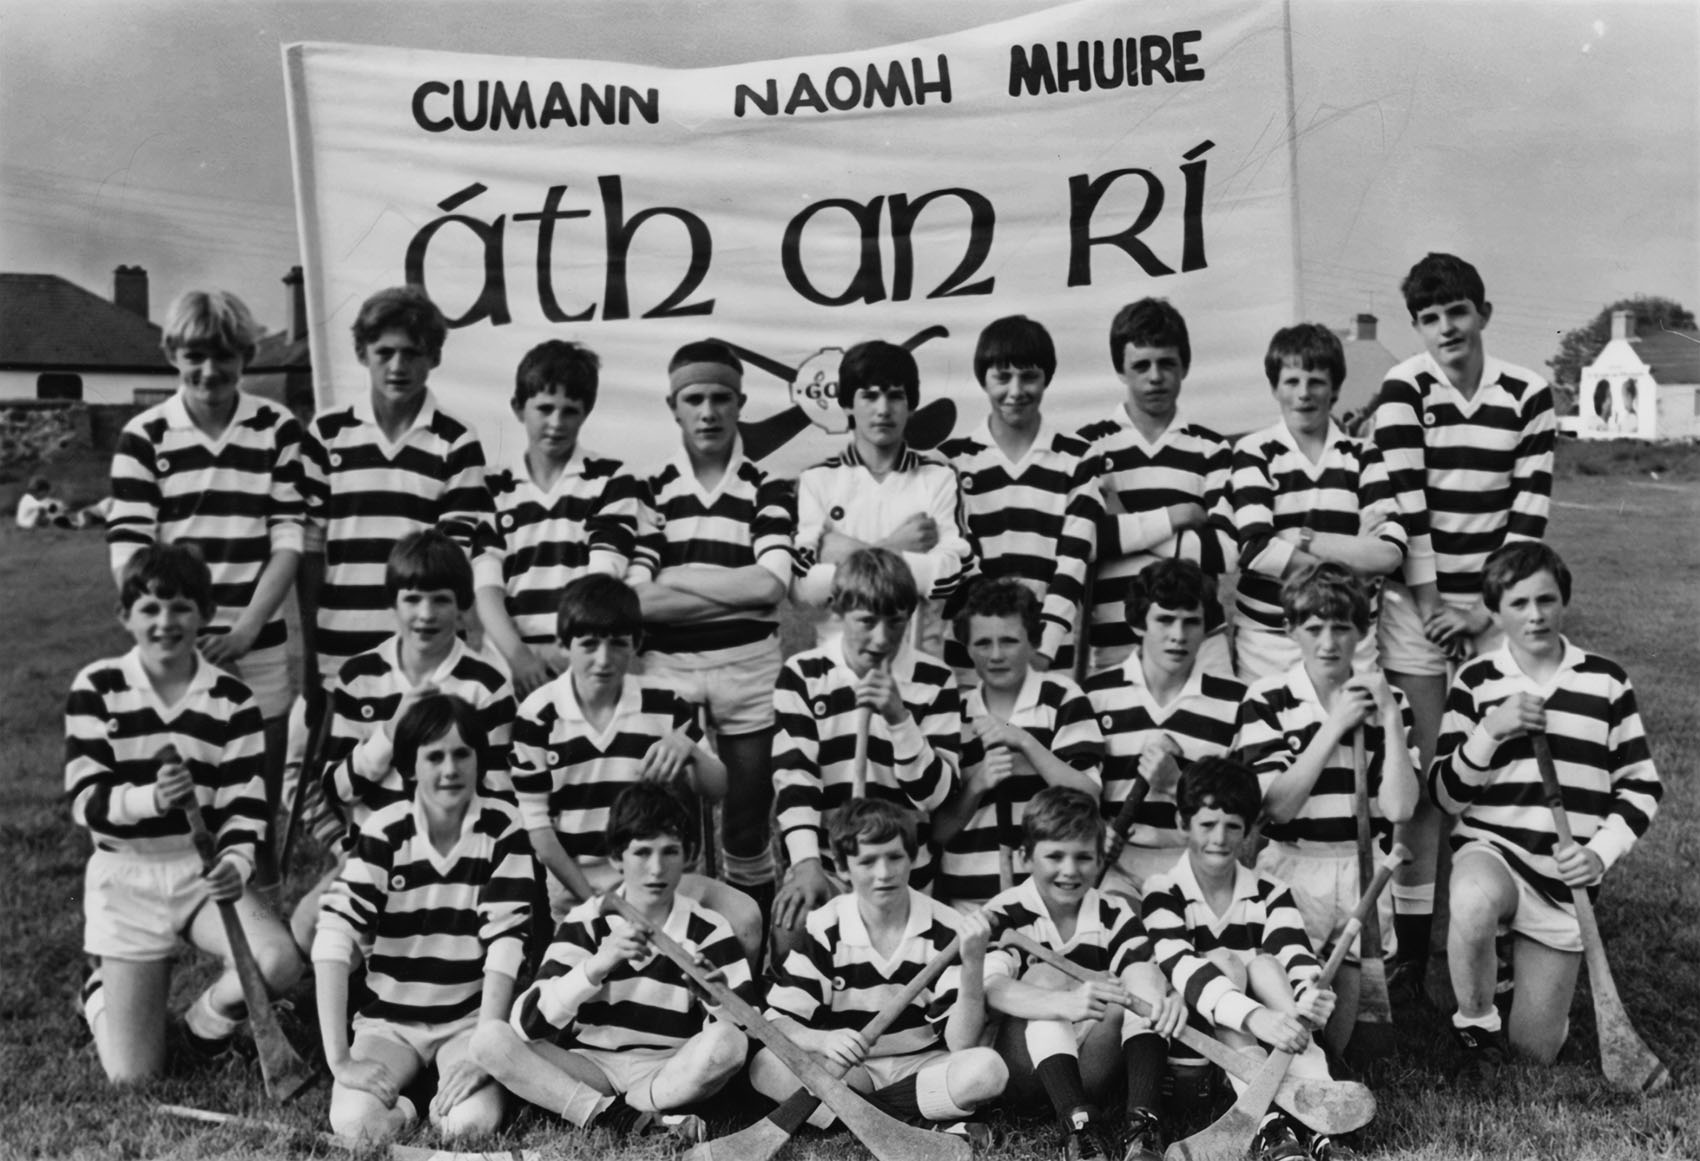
[941,1120,994,1152]
[1120,1106,1164,1161]
[1451,1022,1508,1087]
[1386,958,1426,1011]
[1308,1133,1364,1160]
[1061,1106,1111,1161]
[1248,1114,1308,1161]
[593,1097,706,1144]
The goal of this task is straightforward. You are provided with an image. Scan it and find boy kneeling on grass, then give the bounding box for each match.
[67,543,302,1081]
[981,787,1186,1161]
[314,693,534,1142]
[1142,758,1361,1161]
[471,783,752,1145]
[1433,542,1661,1081]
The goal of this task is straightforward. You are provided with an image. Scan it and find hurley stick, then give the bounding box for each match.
[1097,774,1151,888]
[851,703,873,800]
[688,936,965,1161]
[277,690,334,873]
[1165,845,1407,1161]
[995,777,1016,892]
[601,892,969,1161]
[1529,734,1669,1094]
[694,703,720,880]
[1348,729,1396,1059]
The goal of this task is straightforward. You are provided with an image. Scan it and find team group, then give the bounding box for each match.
[66,249,1661,1161]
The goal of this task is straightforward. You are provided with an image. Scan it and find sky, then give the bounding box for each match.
[2,0,1696,389]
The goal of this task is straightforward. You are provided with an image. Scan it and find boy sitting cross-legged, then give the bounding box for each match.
[1143,758,1360,1161]
[1234,563,1419,1052]
[1433,543,1661,1081]
[67,544,302,1081]
[753,798,1006,1144]
[314,693,534,1142]
[507,573,760,962]
[981,787,1186,1161]
[932,578,1103,911]
[470,783,752,1145]
[770,547,963,953]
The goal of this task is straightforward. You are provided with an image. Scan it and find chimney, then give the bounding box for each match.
[1611,310,1634,341]
[113,265,149,320]
[283,266,307,342]
[1353,313,1378,342]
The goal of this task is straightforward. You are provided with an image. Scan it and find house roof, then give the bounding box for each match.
[250,329,310,372]
[0,273,174,373]
[1634,328,1700,386]
[1339,336,1398,417]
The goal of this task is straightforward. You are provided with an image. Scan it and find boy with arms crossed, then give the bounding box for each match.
[1234,564,1419,1053]
[67,545,302,1080]
[1085,561,1244,901]
[1231,324,1406,681]
[472,783,751,1144]
[1432,544,1660,1079]
[476,340,643,697]
[1076,299,1233,675]
[938,316,1099,677]
[932,579,1103,910]
[1372,253,1556,991]
[629,341,795,913]
[314,694,533,1142]
[982,787,1185,1161]
[754,798,1005,1142]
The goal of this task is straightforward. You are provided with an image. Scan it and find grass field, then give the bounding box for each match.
[2,446,1697,1160]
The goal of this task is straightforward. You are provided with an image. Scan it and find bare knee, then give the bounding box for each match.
[1204,948,1247,990]
[329,1087,396,1140]
[1447,866,1509,939]
[949,1047,1008,1106]
[700,1022,749,1082]
[434,1086,504,1139]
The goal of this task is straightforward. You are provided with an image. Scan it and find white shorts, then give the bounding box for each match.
[352,1011,477,1067]
[1232,621,1379,684]
[1453,840,1583,954]
[639,638,783,737]
[210,642,293,721]
[570,1043,676,1096]
[1091,632,1231,684]
[858,1047,950,1089]
[1376,581,1503,679]
[84,848,206,960]
[1256,843,1397,963]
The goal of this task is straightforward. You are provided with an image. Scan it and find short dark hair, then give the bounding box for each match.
[836,340,920,411]
[1481,542,1572,612]
[605,782,697,863]
[1109,298,1190,374]
[1400,252,1487,319]
[1176,756,1261,828]
[118,542,214,618]
[556,573,643,644]
[392,693,488,787]
[1021,786,1103,857]
[385,529,474,609]
[974,315,1056,386]
[1282,561,1370,634]
[954,577,1042,647]
[1127,558,1218,635]
[352,285,448,358]
[1264,323,1346,390]
[827,547,919,620]
[513,339,601,410]
[829,797,919,863]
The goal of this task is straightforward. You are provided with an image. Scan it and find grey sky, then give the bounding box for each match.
[2,0,1695,379]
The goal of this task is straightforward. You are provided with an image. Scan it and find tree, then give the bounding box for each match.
[1547,296,1695,393]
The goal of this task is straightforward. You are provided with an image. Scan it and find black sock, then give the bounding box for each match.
[870,1075,921,1118]
[1394,914,1431,966]
[594,1095,644,1134]
[1123,1032,1166,1114]
[1035,1053,1090,1124]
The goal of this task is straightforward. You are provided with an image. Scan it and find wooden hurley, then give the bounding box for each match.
[1097,774,1151,888]
[1530,734,1669,1094]
[601,892,969,1161]
[276,689,334,874]
[694,703,720,880]
[852,704,873,800]
[995,777,1017,892]
[1165,845,1407,1161]
[1348,729,1397,1060]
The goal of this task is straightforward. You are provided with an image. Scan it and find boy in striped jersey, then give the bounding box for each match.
[472,783,751,1143]
[770,548,963,951]
[314,694,533,1142]
[937,316,1099,678]
[629,341,795,914]
[1433,543,1660,1079]
[932,580,1103,910]
[67,545,302,1081]
[1372,254,1556,992]
[1143,759,1356,1161]
[754,798,1005,1141]
[299,285,493,687]
[107,290,305,890]
[1085,560,1244,902]
[982,788,1184,1161]
[1235,564,1419,1053]
[792,339,975,658]
[475,340,643,698]
[1231,324,1406,681]
[1076,300,1234,676]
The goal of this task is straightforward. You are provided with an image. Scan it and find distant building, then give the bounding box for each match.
[1574,311,1700,441]
[1335,313,1396,427]
[0,266,176,403]
[246,265,314,418]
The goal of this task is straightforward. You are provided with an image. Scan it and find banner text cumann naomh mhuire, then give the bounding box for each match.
[284,0,1299,475]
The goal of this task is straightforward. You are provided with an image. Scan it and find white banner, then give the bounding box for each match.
[285,0,1297,475]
